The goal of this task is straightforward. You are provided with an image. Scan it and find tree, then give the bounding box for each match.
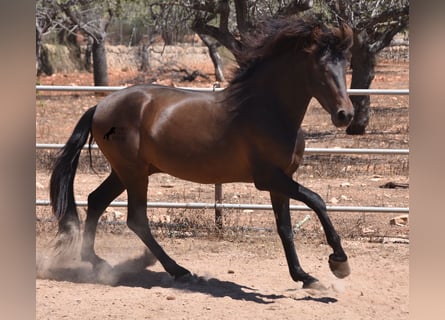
[57,0,118,86]
[188,0,313,63]
[199,34,226,82]
[148,1,194,45]
[319,0,409,134]
[148,1,312,83]
[36,0,64,75]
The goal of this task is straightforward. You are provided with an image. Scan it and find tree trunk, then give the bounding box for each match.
[346,30,376,135]
[191,18,243,65]
[92,38,108,87]
[139,42,150,72]
[85,36,93,72]
[36,28,43,75]
[199,34,225,82]
[140,28,154,72]
[36,28,53,76]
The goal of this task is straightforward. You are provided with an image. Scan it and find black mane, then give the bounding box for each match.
[229,15,353,86]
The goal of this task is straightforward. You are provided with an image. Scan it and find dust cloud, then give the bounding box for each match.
[36,236,157,286]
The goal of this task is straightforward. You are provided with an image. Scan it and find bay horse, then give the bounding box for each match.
[50,16,354,289]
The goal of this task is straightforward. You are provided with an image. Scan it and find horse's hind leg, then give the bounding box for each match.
[124,172,191,279]
[81,170,125,265]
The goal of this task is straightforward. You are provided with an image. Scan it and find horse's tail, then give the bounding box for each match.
[50,105,97,241]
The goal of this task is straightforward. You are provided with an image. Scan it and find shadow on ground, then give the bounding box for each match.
[37,249,337,305]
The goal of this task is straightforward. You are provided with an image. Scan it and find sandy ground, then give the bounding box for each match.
[36,231,408,320]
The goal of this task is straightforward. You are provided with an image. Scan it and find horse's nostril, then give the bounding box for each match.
[335,109,353,126]
[337,110,347,122]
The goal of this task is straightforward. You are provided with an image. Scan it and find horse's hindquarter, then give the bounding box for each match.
[92,86,152,170]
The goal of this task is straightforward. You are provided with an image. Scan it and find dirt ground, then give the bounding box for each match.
[36,56,409,319]
[36,233,408,320]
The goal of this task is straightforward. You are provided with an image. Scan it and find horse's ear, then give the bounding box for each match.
[303,26,322,54]
[338,22,353,51]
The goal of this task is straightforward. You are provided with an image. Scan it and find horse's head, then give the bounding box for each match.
[305,23,354,128]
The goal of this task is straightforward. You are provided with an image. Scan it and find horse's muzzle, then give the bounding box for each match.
[332,108,354,127]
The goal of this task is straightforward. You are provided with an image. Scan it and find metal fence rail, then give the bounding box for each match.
[35,200,409,213]
[36,85,409,95]
[35,143,409,155]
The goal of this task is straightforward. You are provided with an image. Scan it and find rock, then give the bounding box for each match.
[390,214,409,226]
[112,210,124,220]
[380,182,409,189]
[362,227,375,234]
[382,237,409,244]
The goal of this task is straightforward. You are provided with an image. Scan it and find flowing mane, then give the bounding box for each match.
[225,15,353,106]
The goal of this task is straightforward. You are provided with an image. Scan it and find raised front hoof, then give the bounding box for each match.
[328,255,351,279]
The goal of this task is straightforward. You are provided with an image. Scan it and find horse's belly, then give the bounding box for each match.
[144,143,252,184]
[159,165,252,185]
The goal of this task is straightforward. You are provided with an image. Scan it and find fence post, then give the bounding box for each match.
[215,183,223,229]
[211,82,224,229]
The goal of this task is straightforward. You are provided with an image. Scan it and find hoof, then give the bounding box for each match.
[173,265,193,282]
[92,258,113,274]
[303,279,327,291]
[92,259,118,285]
[329,256,351,279]
[174,271,196,283]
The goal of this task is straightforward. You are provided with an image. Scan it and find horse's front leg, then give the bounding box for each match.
[292,183,351,279]
[270,192,320,288]
[255,168,350,284]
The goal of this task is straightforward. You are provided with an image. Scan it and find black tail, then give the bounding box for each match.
[50,105,97,236]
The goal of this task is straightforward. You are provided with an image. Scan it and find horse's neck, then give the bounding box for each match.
[253,55,311,126]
